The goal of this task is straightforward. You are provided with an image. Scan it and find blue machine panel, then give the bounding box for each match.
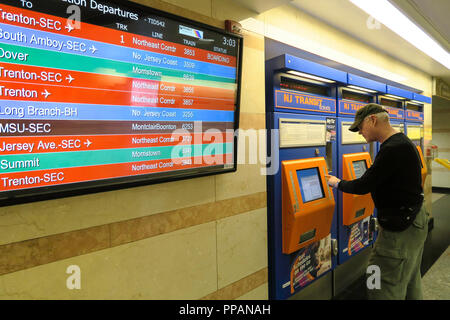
[386,85,413,99]
[266,54,347,83]
[266,54,341,299]
[266,55,346,115]
[284,54,347,83]
[336,83,381,264]
[412,93,432,104]
[348,74,386,93]
[267,112,338,299]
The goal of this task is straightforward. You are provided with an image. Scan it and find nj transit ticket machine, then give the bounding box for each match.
[336,74,382,264]
[405,92,430,153]
[282,158,334,254]
[378,85,411,127]
[405,118,425,152]
[405,108,427,187]
[377,85,412,151]
[266,54,346,299]
[404,92,430,188]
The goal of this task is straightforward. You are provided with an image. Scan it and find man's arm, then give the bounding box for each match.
[328,146,397,195]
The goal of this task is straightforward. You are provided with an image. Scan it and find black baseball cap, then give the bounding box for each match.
[349,103,389,132]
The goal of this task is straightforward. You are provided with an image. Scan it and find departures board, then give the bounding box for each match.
[0,0,242,205]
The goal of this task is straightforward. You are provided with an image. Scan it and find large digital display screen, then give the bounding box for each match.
[352,160,367,179]
[0,0,242,205]
[296,168,325,203]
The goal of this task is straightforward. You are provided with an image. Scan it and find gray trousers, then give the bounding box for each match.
[366,205,428,300]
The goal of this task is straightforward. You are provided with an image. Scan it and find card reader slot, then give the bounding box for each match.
[323,166,332,199]
[326,142,333,172]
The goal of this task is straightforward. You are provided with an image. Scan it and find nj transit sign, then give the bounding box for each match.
[339,100,366,116]
[276,90,336,114]
[405,110,424,121]
[384,106,405,120]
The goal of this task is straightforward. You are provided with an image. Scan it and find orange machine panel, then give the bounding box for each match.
[342,153,375,226]
[416,146,427,188]
[282,157,335,254]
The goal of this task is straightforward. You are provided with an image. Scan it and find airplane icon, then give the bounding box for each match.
[89,45,98,54]
[66,74,75,83]
[84,139,92,148]
[42,90,51,99]
[65,24,74,33]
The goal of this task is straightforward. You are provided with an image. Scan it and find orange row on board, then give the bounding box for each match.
[0,133,235,155]
[0,4,236,68]
[0,81,235,110]
[0,63,236,100]
[0,154,233,192]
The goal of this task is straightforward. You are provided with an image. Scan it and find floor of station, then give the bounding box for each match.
[334,191,450,300]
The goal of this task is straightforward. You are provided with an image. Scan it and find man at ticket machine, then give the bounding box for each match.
[325,104,428,300]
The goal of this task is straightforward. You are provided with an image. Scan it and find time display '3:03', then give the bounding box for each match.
[223,37,237,47]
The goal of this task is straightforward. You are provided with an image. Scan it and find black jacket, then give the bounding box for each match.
[338,133,423,209]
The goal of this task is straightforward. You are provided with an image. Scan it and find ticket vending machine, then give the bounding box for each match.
[405,121,424,151]
[336,74,382,264]
[282,158,335,255]
[404,92,431,188]
[404,92,430,153]
[266,54,346,299]
[377,85,412,145]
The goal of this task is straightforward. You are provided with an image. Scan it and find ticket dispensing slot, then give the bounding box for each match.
[282,158,334,254]
[342,153,375,226]
[416,146,427,188]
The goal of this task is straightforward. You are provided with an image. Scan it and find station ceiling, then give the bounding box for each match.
[232,0,450,85]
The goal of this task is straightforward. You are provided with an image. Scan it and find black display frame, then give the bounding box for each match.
[0,0,243,207]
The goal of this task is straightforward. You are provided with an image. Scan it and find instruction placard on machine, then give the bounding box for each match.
[279,119,326,148]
